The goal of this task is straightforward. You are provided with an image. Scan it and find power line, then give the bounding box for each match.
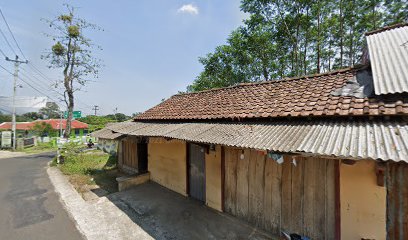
[17,67,93,115]
[18,71,64,103]
[20,67,53,88]
[28,63,55,83]
[0,63,12,74]
[0,27,16,56]
[0,64,93,117]
[0,47,6,58]
[19,67,64,98]
[0,8,26,60]
[0,8,60,89]
[0,62,60,104]
[0,106,12,114]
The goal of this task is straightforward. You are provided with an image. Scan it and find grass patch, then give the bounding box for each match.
[21,142,57,154]
[56,147,119,194]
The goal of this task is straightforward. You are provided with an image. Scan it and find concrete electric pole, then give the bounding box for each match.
[92,105,99,116]
[6,55,28,150]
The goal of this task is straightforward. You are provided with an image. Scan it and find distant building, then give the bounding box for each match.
[0,119,88,137]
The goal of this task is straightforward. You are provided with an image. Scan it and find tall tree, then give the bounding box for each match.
[22,112,43,121]
[188,0,407,92]
[39,102,60,119]
[42,4,101,138]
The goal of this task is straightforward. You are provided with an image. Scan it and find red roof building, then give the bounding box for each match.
[0,119,88,131]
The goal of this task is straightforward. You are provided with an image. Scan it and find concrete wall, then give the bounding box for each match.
[97,139,119,155]
[205,145,222,211]
[340,160,386,240]
[148,137,187,196]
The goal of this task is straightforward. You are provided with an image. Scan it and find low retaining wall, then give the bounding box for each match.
[117,172,150,191]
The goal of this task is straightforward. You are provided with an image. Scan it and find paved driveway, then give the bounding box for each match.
[0,153,83,240]
[107,182,278,240]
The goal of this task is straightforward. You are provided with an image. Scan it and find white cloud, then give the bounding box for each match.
[177,4,199,15]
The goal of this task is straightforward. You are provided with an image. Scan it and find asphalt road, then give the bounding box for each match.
[0,152,83,240]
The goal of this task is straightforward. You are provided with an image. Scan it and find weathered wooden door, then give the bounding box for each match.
[224,148,337,240]
[386,162,408,239]
[188,143,206,202]
[121,137,138,173]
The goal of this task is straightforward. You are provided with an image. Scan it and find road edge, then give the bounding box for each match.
[46,164,89,239]
[47,163,153,240]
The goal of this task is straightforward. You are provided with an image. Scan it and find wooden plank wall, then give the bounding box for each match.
[386,162,408,239]
[122,137,138,170]
[224,147,336,240]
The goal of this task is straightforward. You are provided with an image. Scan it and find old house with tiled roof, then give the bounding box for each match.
[93,23,408,240]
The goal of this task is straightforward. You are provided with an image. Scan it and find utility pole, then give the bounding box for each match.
[92,105,99,116]
[59,110,63,137]
[113,107,118,121]
[6,55,28,150]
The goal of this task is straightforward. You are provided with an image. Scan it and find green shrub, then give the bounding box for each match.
[58,147,117,176]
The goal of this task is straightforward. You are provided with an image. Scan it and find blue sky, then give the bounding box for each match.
[0,1,246,116]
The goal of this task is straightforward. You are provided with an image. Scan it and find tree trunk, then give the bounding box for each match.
[339,0,344,67]
[263,67,269,81]
[372,3,376,30]
[316,1,321,73]
[349,0,355,65]
[295,15,300,76]
[63,77,74,139]
[303,7,309,75]
[328,35,332,71]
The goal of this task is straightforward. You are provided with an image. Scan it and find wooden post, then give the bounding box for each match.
[335,160,341,240]
[221,146,225,212]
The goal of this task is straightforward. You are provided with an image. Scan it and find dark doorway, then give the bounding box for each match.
[188,143,206,202]
[137,141,148,173]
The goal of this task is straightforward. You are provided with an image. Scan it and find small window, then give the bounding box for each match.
[75,129,80,136]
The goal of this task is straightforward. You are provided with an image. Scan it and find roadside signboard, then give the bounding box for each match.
[1,131,12,148]
[64,111,82,119]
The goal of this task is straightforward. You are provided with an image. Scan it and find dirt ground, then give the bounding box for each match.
[107,182,280,240]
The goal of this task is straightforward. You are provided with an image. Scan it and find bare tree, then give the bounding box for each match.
[42,4,102,138]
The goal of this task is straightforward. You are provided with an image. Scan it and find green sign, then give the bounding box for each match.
[64,111,82,119]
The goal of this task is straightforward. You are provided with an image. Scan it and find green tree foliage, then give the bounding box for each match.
[188,0,408,92]
[77,115,116,132]
[105,113,131,122]
[78,113,130,132]
[22,112,44,121]
[0,111,37,123]
[0,111,11,123]
[42,4,102,138]
[39,102,60,119]
[31,122,54,137]
[131,112,142,118]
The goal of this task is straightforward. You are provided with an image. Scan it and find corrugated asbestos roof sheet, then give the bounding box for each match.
[106,120,408,162]
[366,24,408,95]
[91,128,123,139]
